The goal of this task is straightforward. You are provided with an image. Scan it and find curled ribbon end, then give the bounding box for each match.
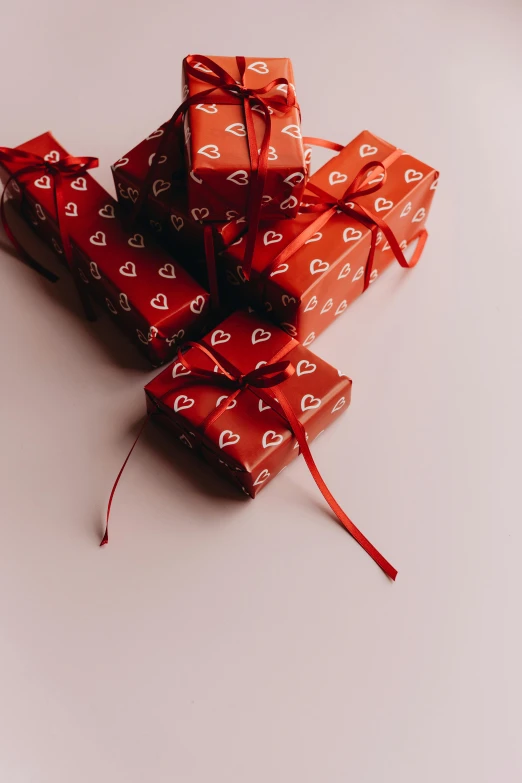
[99,530,108,547]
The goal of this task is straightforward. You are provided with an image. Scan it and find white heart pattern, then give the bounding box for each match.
[335,300,348,316]
[310,258,329,275]
[196,104,218,113]
[119,262,136,277]
[173,395,195,412]
[281,323,297,336]
[89,231,106,246]
[405,169,423,184]
[329,171,348,186]
[106,298,117,315]
[281,124,301,139]
[148,153,167,166]
[263,230,283,246]
[304,296,318,312]
[99,204,115,218]
[172,362,191,379]
[281,295,296,307]
[52,238,62,254]
[301,394,321,412]
[190,295,205,314]
[270,264,288,277]
[332,397,346,413]
[321,298,333,314]
[247,61,269,74]
[412,208,426,223]
[127,188,139,203]
[150,179,170,199]
[150,293,168,310]
[280,195,298,210]
[359,144,378,157]
[352,266,365,282]
[227,170,249,186]
[211,330,231,346]
[65,202,78,217]
[113,158,129,169]
[119,293,131,311]
[296,360,316,377]
[338,263,351,279]
[89,262,101,279]
[35,204,46,221]
[284,172,305,187]
[251,328,271,345]
[343,227,363,243]
[34,175,51,189]
[262,431,283,449]
[191,207,209,222]
[303,332,315,347]
[219,430,240,449]
[158,263,176,278]
[258,399,271,413]
[44,150,60,163]
[190,171,203,184]
[253,469,270,486]
[71,177,87,191]
[225,123,246,136]
[171,214,184,231]
[146,129,164,140]
[128,234,145,249]
[400,202,412,218]
[305,232,322,244]
[197,144,220,159]
[374,197,394,212]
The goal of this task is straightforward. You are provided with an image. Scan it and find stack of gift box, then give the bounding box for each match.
[0,55,438,579]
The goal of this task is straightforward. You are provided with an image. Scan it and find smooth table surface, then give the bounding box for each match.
[1,1,521,781]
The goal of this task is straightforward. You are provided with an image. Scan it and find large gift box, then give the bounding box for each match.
[221,131,438,344]
[142,309,396,577]
[0,133,211,365]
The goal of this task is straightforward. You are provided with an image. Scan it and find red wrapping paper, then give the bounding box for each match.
[0,133,211,365]
[221,130,439,345]
[181,56,307,222]
[144,310,352,497]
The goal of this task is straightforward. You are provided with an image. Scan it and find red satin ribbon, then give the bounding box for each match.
[101,339,397,581]
[134,55,297,286]
[0,147,99,320]
[261,138,427,290]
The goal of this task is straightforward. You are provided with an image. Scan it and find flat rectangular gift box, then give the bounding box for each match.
[0,132,211,365]
[144,309,352,497]
[181,55,307,222]
[221,130,438,345]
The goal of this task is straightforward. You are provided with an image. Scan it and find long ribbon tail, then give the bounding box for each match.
[1,178,59,282]
[100,416,150,546]
[403,227,428,269]
[203,224,220,311]
[276,388,398,580]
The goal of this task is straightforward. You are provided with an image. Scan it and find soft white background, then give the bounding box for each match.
[1,1,521,781]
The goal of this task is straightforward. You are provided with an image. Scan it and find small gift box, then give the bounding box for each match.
[138,309,396,579]
[0,133,211,365]
[180,55,306,223]
[221,131,439,345]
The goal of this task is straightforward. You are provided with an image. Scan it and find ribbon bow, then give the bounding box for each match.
[134,55,297,286]
[262,137,428,288]
[102,336,397,581]
[0,146,99,319]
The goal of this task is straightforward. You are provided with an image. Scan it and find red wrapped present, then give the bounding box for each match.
[103,310,397,580]
[112,119,312,299]
[220,131,438,346]
[0,133,211,365]
[134,55,307,280]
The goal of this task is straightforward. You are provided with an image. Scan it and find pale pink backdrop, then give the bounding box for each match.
[1,1,521,781]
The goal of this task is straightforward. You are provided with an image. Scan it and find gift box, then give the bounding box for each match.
[140,309,396,578]
[220,131,439,345]
[180,55,307,223]
[0,133,211,365]
[145,309,351,495]
[111,120,245,275]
